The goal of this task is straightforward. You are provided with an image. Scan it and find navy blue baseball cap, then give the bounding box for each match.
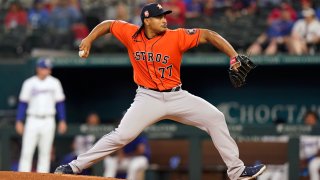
[37,58,53,69]
[140,3,172,22]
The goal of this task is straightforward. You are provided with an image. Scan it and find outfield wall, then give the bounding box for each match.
[0,54,318,124]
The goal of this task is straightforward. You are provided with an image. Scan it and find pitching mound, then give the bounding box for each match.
[0,171,125,180]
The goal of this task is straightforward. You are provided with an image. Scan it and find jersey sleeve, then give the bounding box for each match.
[19,80,31,102]
[178,28,201,52]
[54,80,65,102]
[110,20,137,47]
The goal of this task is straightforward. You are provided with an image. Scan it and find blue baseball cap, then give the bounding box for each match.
[140,3,172,22]
[37,58,53,69]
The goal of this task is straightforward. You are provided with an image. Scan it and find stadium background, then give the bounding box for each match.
[0,0,320,179]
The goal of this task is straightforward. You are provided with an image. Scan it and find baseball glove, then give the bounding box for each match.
[228,55,256,88]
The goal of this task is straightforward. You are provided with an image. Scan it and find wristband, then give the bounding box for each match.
[230,56,237,65]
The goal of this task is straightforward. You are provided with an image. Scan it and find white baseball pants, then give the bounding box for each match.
[103,156,148,180]
[309,157,320,180]
[70,87,245,180]
[18,116,56,173]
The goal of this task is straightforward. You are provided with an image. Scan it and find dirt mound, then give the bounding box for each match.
[0,171,125,180]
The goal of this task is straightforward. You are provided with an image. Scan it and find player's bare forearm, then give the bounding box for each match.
[199,29,238,58]
[86,20,114,43]
[79,20,114,58]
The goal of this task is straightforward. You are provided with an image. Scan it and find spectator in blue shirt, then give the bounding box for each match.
[103,135,150,180]
[247,4,294,55]
[28,0,49,30]
[48,0,81,49]
[49,0,81,33]
[185,0,203,19]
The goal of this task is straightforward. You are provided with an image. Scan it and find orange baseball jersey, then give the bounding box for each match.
[110,20,201,91]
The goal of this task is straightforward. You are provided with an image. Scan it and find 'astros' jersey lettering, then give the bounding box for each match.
[110,20,201,91]
[19,75,65,116]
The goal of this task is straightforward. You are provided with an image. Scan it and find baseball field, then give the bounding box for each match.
[0,171,124,180]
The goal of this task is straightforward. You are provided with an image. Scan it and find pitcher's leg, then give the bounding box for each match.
[167,91,244,180]
[69,90,165,173]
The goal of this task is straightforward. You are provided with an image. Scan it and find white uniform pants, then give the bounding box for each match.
[70,87,245,180]
[103,156,148,180]
[258,164,288,180]
[18,116,56,173]
[309,157,320,180]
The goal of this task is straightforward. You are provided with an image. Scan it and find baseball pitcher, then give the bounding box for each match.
[16,58,67,173]
[55,3,264,180]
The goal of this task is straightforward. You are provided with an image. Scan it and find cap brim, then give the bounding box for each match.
[153,10,172,17]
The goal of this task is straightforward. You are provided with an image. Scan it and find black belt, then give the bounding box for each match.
[139,85,181,92]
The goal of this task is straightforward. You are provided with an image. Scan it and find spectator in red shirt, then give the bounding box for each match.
[267,2,297,25]
[72,22,89,47]
[4,1,28,31]
[162,0,186,28]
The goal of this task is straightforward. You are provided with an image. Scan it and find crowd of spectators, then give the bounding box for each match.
[247,1,320,55]
[0,0,320,56]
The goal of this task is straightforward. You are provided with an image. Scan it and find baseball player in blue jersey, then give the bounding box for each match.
[103,135,150,180]
[15,58,67,173]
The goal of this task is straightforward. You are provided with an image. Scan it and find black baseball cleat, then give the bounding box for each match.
[54,164,75,174]
[238,164,266,180]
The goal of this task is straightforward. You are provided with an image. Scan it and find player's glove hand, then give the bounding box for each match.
[228,54,256,88]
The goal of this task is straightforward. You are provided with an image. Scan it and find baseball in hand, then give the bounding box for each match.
[79,50,85,57]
